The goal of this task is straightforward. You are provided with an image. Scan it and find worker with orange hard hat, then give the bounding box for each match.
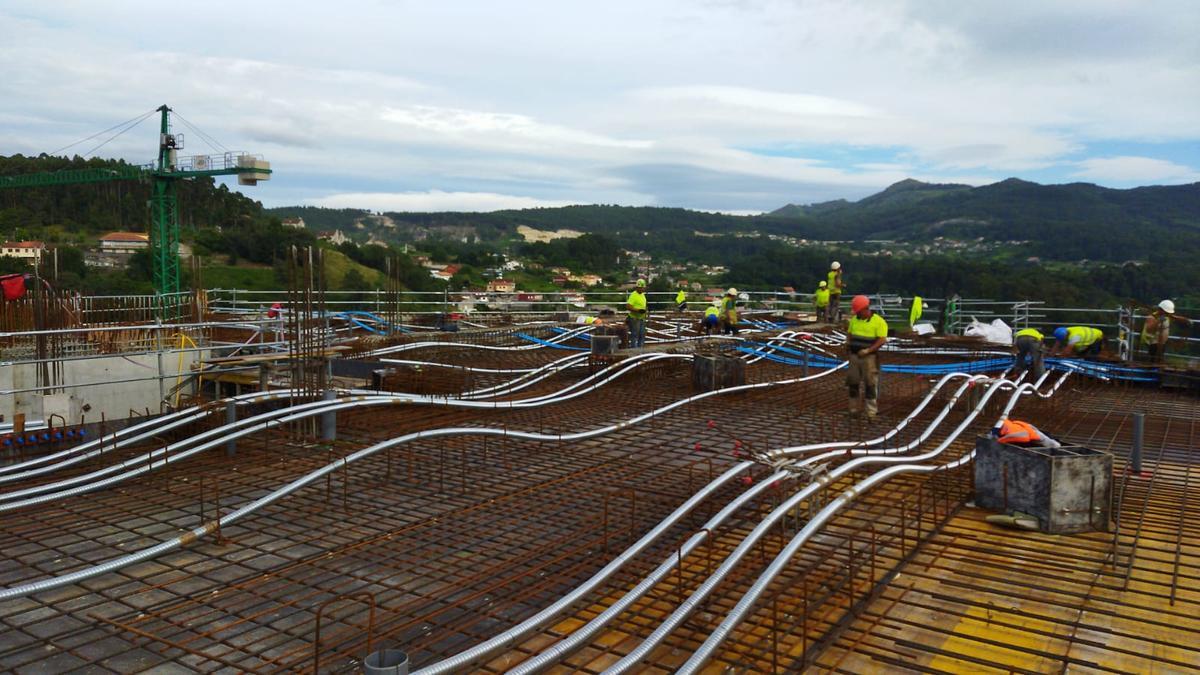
[845,294,887,419]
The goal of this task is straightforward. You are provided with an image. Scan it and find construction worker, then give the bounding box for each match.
[827,261,844,322]
[846,295,887,419]
[909,295,924,327]
[721,288,740,335]
[1012,327,1045,378]
[1140,299,1174,362]
[992,418,1061,448]
[626,279,648,348]
[1053,326,1103,357]
[814,281,830,322]
[675,287,688,312]
[702,300,721,335]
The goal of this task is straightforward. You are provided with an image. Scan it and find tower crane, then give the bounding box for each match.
[0,105,271,306]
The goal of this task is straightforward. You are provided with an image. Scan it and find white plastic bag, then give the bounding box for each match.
[963,317,1013,345]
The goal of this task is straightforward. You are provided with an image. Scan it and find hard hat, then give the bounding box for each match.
[636,278,646,288]
[818,281,827,288]
[1159,299,1175,314]
[726,287,737,295]
[851,295,870,313]
[1054,327,1068,341]
[831,261,841,270]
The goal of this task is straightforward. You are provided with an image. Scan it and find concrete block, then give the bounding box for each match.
[591,335,619,355]
[692,354,746,392]
[974,436,1112,534]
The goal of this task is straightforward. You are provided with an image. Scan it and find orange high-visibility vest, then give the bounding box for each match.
[997,419,1043,445]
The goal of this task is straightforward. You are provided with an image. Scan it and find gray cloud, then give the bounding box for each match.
[1,0,1197,211]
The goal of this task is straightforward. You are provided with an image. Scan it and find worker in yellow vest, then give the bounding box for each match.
[909,295,924,327]
[813,281,830,322]
[827,262,844,322]
[626,279,648,348]
[675,287,688,312]
[1140,299,1175,362]
[846,295,887,419]
[721,288,740,335]
[1052,326,1102,357]
[702,300,721,335]
[1012,327,1045,378]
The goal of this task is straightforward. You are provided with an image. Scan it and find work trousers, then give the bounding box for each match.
[1013,335,1044,378]
[627,317,646,348]
[828,294,841,322]
[816,304,829,323]
[847,351,879,415]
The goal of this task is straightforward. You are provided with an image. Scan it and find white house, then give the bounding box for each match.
[0,240,45,262]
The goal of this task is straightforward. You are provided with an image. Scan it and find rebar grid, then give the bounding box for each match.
[1,349,1193,674]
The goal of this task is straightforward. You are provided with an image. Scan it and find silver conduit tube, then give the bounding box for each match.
[364,325,594,357]
[1,352,697,507]
[424,368,1010,674]
[763,371,994,462]
[676,372,1068,674]
[507,371,1006,673]
[605,371,1067,674]
[0,389,295,482]
[0,363,847,602]
[467,354,688,403]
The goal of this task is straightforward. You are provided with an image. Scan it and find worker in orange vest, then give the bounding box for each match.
[992,418,1061,448]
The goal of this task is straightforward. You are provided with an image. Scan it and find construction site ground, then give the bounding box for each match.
[0,330,1196,674]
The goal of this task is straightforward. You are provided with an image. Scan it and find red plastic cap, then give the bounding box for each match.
[851,295,870,313]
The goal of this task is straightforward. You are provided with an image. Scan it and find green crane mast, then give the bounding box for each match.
[0,105,272,308]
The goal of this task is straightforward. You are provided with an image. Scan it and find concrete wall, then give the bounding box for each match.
[0,350,208,425]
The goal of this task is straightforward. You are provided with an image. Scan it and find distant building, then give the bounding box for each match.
[552,275,569,286]
[98,232,149,253]
[431,264,462,281]
[574,274,603,287]
[317,230,350,245]
[0,240,45,262]
[487,279,516,293]
[281,217,306,229]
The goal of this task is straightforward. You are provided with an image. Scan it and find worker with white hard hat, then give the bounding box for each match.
[1140,299,1177,362]
[827,261,845,322]
[721,288,740,335]
[814,280,831,322]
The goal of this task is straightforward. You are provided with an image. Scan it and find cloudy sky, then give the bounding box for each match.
[1,1,1197,213]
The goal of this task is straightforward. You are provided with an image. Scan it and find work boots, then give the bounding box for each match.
[847,396,861,419]
[865,398,878,420]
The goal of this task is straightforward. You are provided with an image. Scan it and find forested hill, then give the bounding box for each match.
[270,179,1200,265]
[763,178,1200,261]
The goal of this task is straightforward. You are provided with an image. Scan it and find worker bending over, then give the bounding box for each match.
[993,418,1061,448]
[721,288,739,335]
[626,279,648,348]
[846,295,887,419]
[1012,327,1045,378]
[1140,299,1175,362]
[702,300,721,335]
[827,262,844,322]
[813,281,830,323]
[1052,326,1103,357]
